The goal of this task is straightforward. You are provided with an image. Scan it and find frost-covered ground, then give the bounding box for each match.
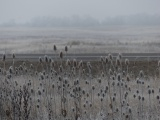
[0,26,160,54]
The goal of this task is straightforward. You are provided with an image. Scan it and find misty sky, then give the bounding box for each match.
[0,0,160,23]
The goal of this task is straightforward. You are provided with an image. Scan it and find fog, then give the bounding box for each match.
[0,0,160,25]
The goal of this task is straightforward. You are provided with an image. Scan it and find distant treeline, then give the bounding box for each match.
[1,14,160,27]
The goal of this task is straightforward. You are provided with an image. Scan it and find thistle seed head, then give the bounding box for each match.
[125,59,129,65]
[100,56,104,63]
[139,70,144,78]
[66,59,71,66]
[73,59,77,67]
[12,53,15,59]
[116,57,121,66]
[2,53,5,62]
[105,56,109,64]
[44,55,48,63]
[108,54,113,60]
[53,45,57,51]
[59,51,63,59]
[39,57,42,63]
[65,46,68,52]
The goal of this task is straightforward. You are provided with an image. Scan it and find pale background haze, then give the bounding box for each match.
[0,0,160,23]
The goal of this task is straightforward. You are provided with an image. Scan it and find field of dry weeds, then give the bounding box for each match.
[0,46,160,120]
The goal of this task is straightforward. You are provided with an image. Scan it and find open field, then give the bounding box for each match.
[0,51,160,120]
[1,26,160,119]
[0,26,160,54]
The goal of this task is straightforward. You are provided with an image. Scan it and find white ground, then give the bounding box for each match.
[0,26,160,54]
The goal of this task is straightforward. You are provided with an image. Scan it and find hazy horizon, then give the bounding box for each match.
[0,0,160,24]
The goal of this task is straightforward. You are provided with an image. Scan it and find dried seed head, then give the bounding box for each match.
[152,89,154,94]
[125,84,128,88]
[112,81,115,86]
[38,90,41,95]
[125,115,129,119]
[40,73,44,80]
[121,82,124,86]
[73,59,77,67]
[59,65,63,72]
[78,60,83,68]
[44,55,48,63]
[142,97,145,101]
[98,78,101,84]
[116,108,119,112]
[52,84,55,88]
[117,74,121,81]
[37,99,40,102]
[31,89,34,93]
[112,76,115,80]
[2,53,5,62]
[72,108,75,112]
[92,85,95,90]
[59,51,63,59]
[112,96,115,101]
[126,75,130,82]
[133,94,136,98]
[139,70,144,78]
[118,53,122,59]
[87,62,92,70]
[25,68,28,73]
[129,108,132,113]
[51,60,55,67]
[100,89,103,93]
[125,59,129,65]
[82,69,85,74]
[39,57,42,63]
[101,72,104,77]
[23,62,26,66]
[82,90,85,94]
[116,57,121,66]
[83,104,86,108]
[109,69,113,76]
[136,79,139,84]
[86,93,89,97]
[100,56,104,63]
[105,56,109,64]
[148,89,151,94]
[53,45,57,51]
[9,66,13,74]
[136,90,139,94]
[66,59,71,66]
[108,54,113,60]
[12,53,15,59]
[37,105,39,108]
[49,57,52,63]
[59,76,62,81]
[89,103,92,107]
[30,64,33,69]
[157,95,159,100]
[138,95,141,100]
[122,71,125,76]
[65,46,68,52]
[76,79,79,85]
[6,110,10,117]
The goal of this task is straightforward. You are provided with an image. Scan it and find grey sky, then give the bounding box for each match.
[0,0,160,23]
